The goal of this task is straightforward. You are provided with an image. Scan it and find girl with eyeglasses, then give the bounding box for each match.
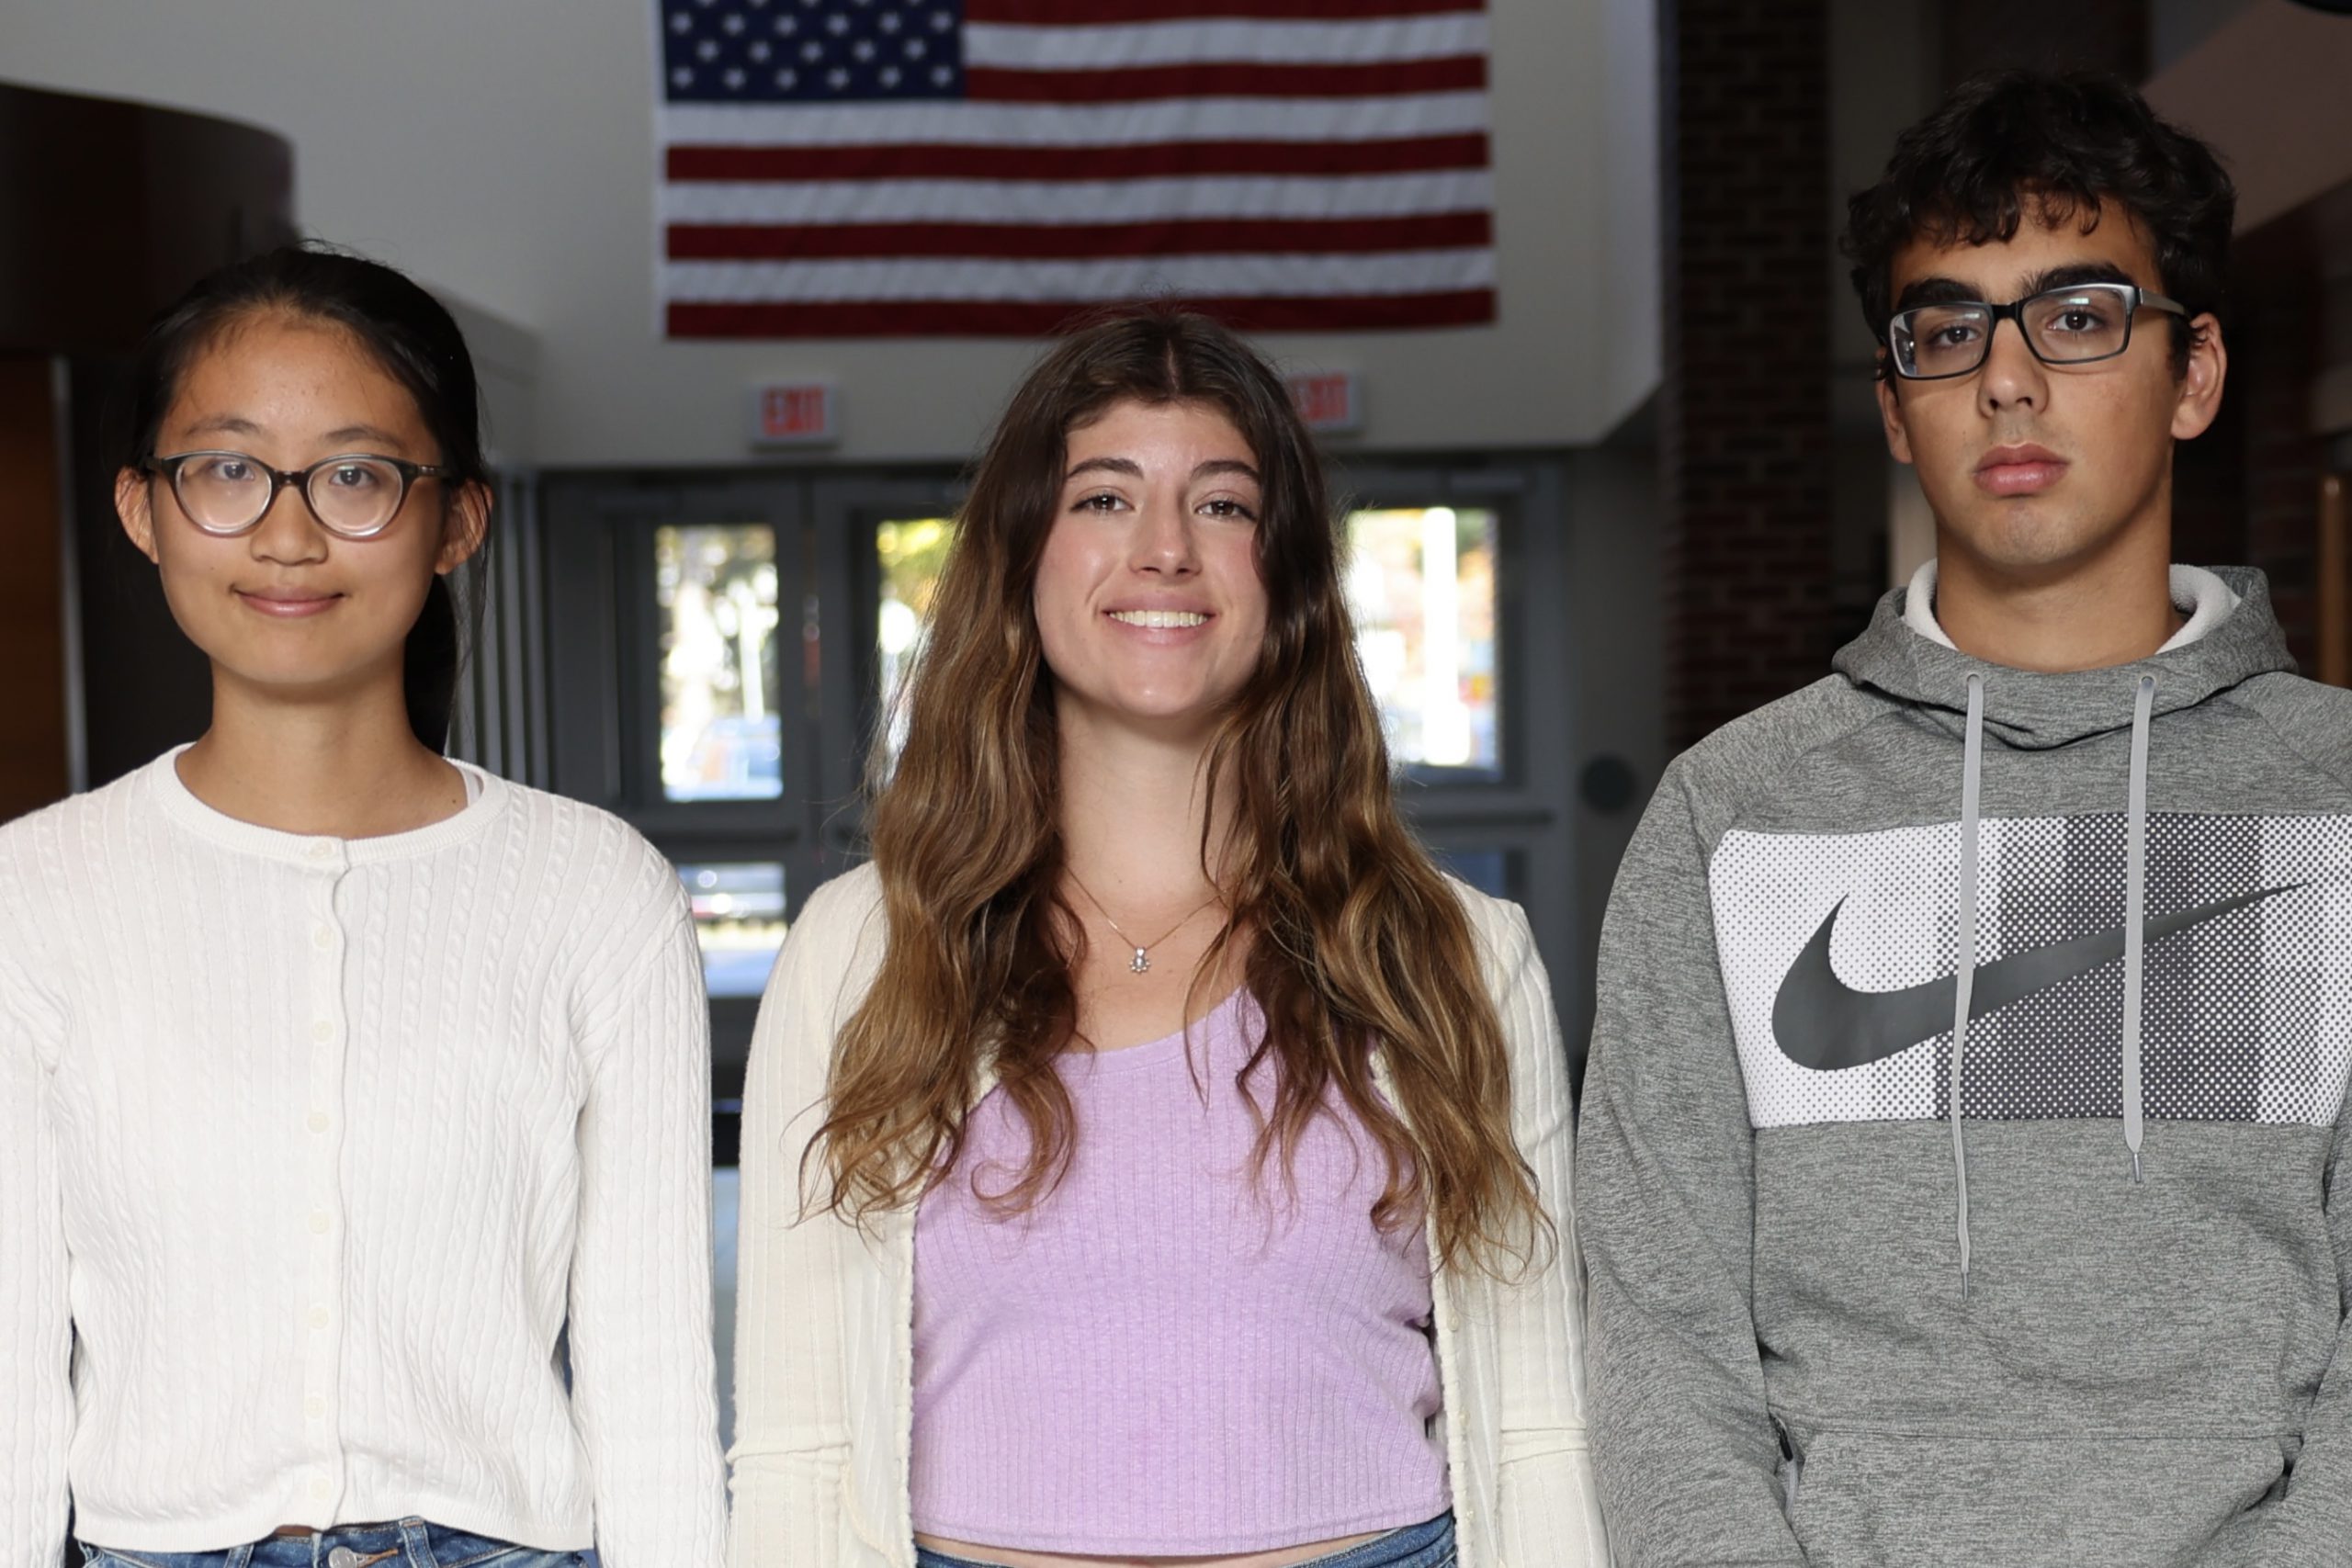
[728,310,1607,1568]
[0,246,727,1568]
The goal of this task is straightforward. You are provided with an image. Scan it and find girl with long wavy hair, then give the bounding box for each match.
[728,310,1604,1568]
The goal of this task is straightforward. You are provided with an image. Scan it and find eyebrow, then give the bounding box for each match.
[1894,261,2141,312]
[1192,458,1261,483]
[172,416,413,451]
[178,415,264,440]
[1063,456,1261,483]
[321,423,410,448]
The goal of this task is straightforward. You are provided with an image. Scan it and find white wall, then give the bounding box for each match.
[2151,0,2261,72]
[1,0,1659,467]
[1597,0,1662,437]
[2144,0,2352,235]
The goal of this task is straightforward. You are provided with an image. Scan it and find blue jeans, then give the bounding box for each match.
[77,1519,585,1568]
[916,1511,1455,1568]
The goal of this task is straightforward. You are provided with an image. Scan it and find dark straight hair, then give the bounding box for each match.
[117,243,491,751]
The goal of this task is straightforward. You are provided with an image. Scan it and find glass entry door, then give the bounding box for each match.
[542,476,827,1112]
[1328,459,1576,943]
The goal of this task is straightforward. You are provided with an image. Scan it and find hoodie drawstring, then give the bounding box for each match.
[2121,674,2156,1183]
[1950,674,1985,1302]
[1947,671,2160,1296]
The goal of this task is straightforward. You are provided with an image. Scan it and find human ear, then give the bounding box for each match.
[115,468,161,563]
[2170,314,2227,442]
[435,479,492,575]
[1876,366,1915,465]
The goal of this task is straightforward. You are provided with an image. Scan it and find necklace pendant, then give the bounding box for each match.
[1129,947,1150,975]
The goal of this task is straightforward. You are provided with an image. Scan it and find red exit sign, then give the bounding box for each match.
[1284,370,1362,434]
[750,381,838,447]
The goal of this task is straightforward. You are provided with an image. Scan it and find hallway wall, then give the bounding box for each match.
[1,0,1663,467]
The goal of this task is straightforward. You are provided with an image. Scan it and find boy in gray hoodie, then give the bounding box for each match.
[1578,70,2352,1566]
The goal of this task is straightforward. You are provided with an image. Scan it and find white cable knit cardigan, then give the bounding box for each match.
[726,863,1609,1568]
[0,751,729,1568]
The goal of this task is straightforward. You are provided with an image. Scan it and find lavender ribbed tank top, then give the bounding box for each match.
[910,989,1450,1555]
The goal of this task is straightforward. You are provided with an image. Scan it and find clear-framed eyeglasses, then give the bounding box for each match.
[141,450,457,539]
[1886,282,2188,381]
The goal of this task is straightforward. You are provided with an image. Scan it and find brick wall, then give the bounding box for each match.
[2170,226,2329,670]
[2169,329,2246,571]
[2236,259,2326,668]
[1657,0,1836,750]
[1940,0,2145,86]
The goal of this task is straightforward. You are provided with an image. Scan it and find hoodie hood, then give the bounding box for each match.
[1832,565,2294,750]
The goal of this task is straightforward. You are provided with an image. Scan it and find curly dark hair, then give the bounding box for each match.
[1841,70,2235,378]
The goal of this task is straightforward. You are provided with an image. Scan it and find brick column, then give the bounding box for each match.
[1657,0,1835,749]
[2238,263,2326,666]
[1939,0,2145,87]
[2172,229,2327,669]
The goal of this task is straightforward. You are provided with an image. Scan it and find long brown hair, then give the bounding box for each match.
[814,309,1544,1275]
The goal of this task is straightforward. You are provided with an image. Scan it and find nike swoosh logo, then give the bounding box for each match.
[1771,884,2298,1072]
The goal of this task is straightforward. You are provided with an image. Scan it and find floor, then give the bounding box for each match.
[712,1166,740,1449]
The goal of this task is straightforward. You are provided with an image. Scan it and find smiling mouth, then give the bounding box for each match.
[236,590,344,617]
[1108,609,1208,628]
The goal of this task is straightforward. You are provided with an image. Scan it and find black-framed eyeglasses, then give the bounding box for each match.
[1886,282,2188,381]
[141,450,457,539]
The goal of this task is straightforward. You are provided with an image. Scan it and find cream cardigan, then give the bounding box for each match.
[0,751,728,1568]
[726,864,1608,1567]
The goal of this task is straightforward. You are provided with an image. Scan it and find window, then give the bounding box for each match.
[1433,846,1514,899]
[1342,506,1501,775]
[873,516,955,768]
[677,860,788,999]
[657,525,784,803]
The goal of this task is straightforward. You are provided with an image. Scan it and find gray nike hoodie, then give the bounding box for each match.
[1577,568,2352,1567]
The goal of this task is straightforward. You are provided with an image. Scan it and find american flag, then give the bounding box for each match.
[655,0,1495,337]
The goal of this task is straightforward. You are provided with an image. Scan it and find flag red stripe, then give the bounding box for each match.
[964,56,1484,102]
[667,212,1490,260]
[966,0,1484,20]
[667,290,1496,337]
[664,134,1489,183]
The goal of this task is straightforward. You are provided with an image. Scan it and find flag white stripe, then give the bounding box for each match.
[960,16,1487,71]
[660,171,1492,226]
[662,249,1496,303]
[657,93,1488,148]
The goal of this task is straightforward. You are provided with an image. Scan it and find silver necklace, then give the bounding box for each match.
[1066,871,1223,975]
